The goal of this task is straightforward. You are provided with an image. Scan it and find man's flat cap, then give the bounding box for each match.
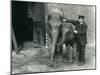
[78,15,85,19]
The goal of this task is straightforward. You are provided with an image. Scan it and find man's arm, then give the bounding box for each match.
[66,19,77,25]
[62,17,77,25]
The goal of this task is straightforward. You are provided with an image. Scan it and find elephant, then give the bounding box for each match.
[46,14,62,66]
[46,13,78,67]
[57,21,78,63]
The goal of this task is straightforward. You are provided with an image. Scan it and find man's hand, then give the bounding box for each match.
[74,30,77,34]
[62,19,67,22]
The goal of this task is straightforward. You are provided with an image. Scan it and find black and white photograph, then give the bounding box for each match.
[11,0,96,74]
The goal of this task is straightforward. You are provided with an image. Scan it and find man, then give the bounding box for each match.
[63,15,88,65]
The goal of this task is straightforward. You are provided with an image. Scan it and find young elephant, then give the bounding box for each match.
[57,22,78,63]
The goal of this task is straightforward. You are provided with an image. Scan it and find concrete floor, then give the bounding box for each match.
[11,41,95,74]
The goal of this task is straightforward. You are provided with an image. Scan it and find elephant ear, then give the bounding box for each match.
[69,23,75,32]
[63,22,75,32]
[70,23,75,30]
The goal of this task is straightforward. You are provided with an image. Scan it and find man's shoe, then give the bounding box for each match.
[78,62,85,66]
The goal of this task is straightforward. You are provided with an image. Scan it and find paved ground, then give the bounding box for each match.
[11,42,95,74]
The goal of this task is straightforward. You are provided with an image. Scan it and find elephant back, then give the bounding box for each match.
[61,22,75,33]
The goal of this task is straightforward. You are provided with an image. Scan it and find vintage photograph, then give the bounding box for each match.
[11,0,96,74]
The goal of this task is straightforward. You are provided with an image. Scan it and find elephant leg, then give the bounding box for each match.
[57,34,70,63]
[55,44,63,64]
[66,44,73,63]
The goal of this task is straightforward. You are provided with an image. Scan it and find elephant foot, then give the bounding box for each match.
[48,59,58,67]
[73,58,78,64]
[48,62,54,67]
[67,59,73,63]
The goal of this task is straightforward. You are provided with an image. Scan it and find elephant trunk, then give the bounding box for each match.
[50,31,59,64]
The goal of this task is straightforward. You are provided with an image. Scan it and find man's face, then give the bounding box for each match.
[78,18,84,23]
